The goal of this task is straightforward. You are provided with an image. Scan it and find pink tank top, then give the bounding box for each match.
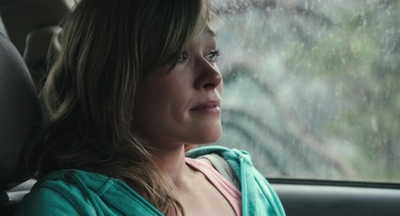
[185,158,242,216]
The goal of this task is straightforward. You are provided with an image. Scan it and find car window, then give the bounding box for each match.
[215,0,400,183]
[0,16,7,36]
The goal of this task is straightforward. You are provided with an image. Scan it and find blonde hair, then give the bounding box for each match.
[25,0,211,214]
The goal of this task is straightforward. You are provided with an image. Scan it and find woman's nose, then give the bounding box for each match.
[194,59,222,91]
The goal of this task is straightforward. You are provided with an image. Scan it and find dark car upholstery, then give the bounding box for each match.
[0,32,42,214]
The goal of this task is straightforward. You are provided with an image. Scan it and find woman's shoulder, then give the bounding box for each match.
[15,170,111,215]
[16,187,77,215]
[15,170,88,215]
[27,169,113,196]
[16,169,163,216]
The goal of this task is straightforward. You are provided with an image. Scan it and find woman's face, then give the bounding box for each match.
[137,27,223,148]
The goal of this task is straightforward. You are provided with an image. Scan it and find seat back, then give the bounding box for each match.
[0,32,42,189]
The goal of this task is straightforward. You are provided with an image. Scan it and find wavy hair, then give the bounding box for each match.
[24,0,211,214]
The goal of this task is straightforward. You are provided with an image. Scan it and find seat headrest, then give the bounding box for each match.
[23,26,62,70]
[23,26,62,95]
[0,33,42,187]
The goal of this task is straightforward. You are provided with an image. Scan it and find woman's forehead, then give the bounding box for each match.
[191,26,217,45]
[197,25,216,38]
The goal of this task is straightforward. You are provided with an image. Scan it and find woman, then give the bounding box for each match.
[17,0,285,215]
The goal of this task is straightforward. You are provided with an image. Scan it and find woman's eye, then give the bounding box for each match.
[177,52,189,64]
[205,49,221,63]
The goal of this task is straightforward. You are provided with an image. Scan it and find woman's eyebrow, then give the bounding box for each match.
[207,29,216,37]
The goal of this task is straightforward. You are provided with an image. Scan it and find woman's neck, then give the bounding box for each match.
[149,144,194,188]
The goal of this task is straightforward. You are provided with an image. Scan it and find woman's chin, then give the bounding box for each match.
[190,125,222,145]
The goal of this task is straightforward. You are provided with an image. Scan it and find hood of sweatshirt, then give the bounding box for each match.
[187,145,286,216]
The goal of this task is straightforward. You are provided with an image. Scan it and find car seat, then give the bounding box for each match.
[0,32,42,215]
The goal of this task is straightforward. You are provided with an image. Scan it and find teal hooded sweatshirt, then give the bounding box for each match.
[16,146,285,215]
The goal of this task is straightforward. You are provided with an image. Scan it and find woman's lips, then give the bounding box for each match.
[190,100,221,114]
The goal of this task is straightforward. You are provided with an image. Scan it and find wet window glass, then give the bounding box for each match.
[214,0,400,183]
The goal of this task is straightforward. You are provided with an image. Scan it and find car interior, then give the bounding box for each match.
[1,0,400,215]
